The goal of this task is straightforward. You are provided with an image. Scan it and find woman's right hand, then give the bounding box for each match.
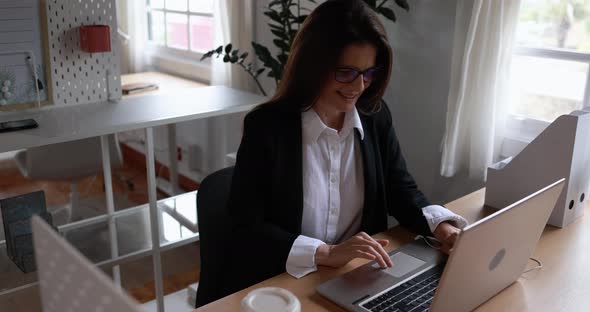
[314,232,393,269]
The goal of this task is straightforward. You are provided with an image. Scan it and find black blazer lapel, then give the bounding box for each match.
[357,115,379,233]
[276,108,305,233]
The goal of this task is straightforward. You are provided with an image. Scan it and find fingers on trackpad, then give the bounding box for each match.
[371,252,426,278]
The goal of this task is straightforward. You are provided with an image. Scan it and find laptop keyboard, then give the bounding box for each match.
[361,265,443,312]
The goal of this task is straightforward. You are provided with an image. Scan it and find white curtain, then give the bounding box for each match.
[440,0,522,180]
[212,0,256,91]
[127,0,148,73]
[207,0,257,174]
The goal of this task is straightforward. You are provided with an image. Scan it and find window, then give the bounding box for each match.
[509,0,590,123]
[502,0,590,156]
[147,0,214,53]
[145,0,215,81]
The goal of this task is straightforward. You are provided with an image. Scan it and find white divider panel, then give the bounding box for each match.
[45,0,121,105]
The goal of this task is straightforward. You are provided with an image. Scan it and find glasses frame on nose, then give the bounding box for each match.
[334,66,381,84]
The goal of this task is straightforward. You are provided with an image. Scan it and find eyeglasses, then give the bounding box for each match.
[334,66,381,84]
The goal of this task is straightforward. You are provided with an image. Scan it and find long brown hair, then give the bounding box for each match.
[262,0,393,114]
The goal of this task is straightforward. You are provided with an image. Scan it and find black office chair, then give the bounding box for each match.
[195,166,234,308]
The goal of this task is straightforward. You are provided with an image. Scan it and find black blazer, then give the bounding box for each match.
[216,100,434,299]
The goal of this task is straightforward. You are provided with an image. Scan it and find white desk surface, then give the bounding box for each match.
[0,86,266,153]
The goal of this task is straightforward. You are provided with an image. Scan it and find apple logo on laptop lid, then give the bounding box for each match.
[489,248,506,271]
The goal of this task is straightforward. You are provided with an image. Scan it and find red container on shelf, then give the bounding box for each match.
[79,25,111,53]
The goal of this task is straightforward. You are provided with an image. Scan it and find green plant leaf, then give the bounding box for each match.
[215,45,223,54]
[395,0,410,11]
[252,41,283,81]
[223,55,230,62]
[273,39,290,51]
[364,0,377,8]
[256,68,266,77]
[268,0,284,8]
[271,29,288,40]
[277,53,288,65]
[231,49,240,56]
[230,55,239,63]
[199,51,214,61]
[238,52,249,65]
[280,8,292,18]
[224,44,233,54]
[378,7,397,22]
[269,24,284,34]
[264,10,283,24]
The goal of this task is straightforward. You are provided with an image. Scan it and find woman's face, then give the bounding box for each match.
[315,43,378,114]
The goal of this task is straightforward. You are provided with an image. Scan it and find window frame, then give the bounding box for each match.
[502,46,590,158]
[145,0,215,83]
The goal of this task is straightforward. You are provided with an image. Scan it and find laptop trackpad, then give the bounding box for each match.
[372,252,426,278]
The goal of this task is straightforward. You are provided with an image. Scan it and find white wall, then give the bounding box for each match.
[383,0,482,204]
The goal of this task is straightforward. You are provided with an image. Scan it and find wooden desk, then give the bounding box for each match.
[197,189,590,312]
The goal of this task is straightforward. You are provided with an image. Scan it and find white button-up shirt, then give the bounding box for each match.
[286,108,468,278]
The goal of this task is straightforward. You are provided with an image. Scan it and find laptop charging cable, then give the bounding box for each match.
[416,235,442,250]
[522,257,543,274]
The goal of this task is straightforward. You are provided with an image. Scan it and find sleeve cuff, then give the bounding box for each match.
[285,235,326,279]
[422,205,469,233]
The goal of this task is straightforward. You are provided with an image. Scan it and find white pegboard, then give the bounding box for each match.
[46,0,121,105]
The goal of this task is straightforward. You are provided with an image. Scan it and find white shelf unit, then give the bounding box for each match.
[0,86,266,312]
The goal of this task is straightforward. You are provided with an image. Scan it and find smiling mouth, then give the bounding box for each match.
[338,92,358,100]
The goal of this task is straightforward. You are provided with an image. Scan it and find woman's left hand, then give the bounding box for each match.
[432,222,461,254]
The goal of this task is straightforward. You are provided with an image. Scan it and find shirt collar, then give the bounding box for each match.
[302,107,365,144]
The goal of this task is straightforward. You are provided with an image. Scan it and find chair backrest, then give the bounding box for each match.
[17,134,123,180]
[195,166,234,307]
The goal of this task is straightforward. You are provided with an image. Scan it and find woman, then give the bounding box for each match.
[207,0,467,304]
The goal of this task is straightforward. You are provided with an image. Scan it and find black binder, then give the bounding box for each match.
[1,190,54,273]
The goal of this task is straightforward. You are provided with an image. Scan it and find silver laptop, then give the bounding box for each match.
[317,179,565,312]
[31,215,141,312]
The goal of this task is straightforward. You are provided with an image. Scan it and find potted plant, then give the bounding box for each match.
[201,0,409,96]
